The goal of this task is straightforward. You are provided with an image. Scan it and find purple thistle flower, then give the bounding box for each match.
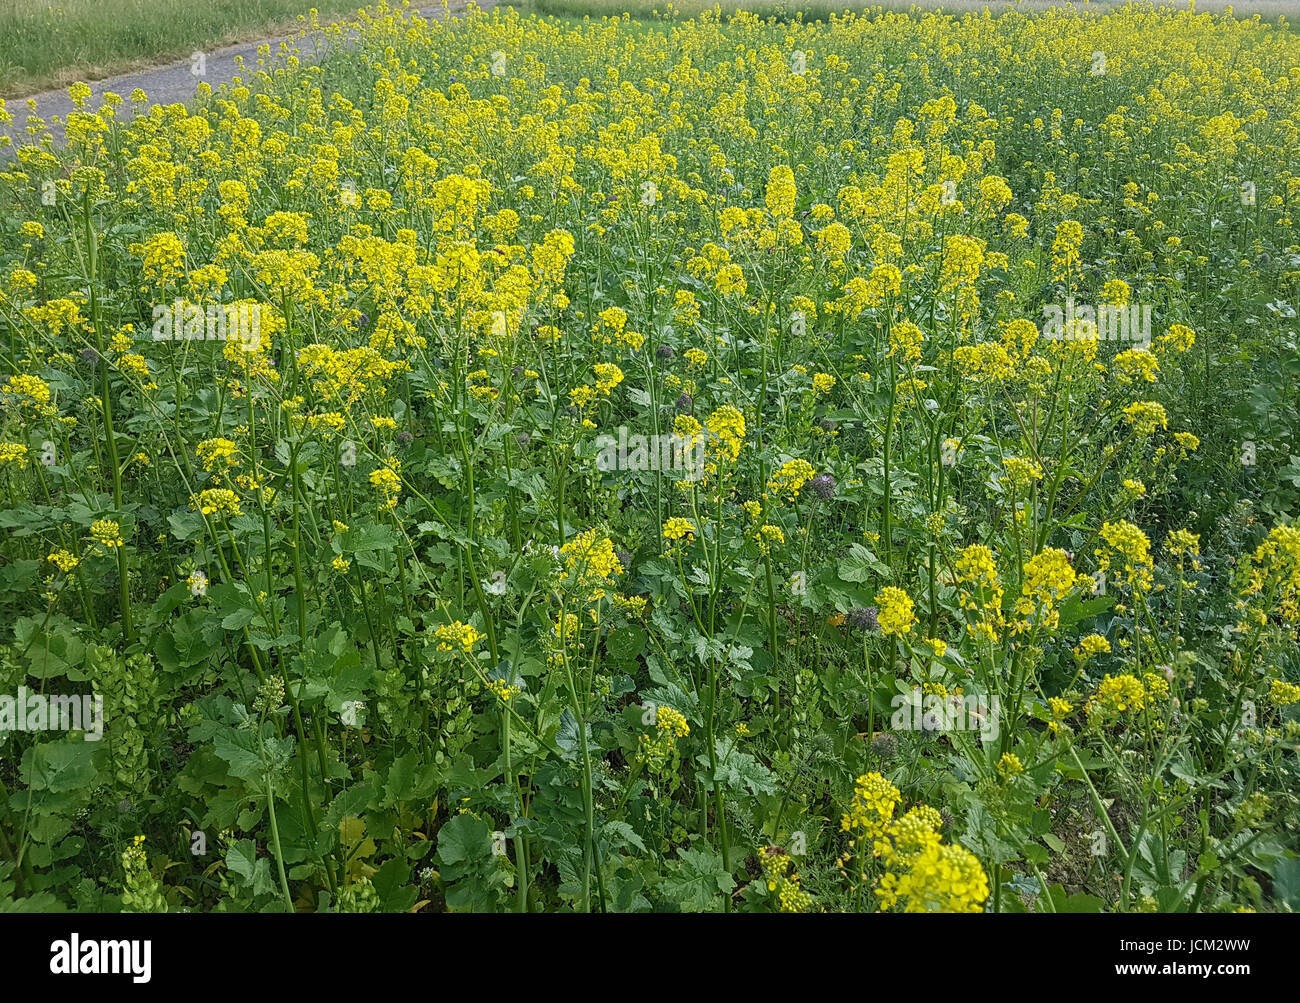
[807,473,836,500]
[847,606,879,633]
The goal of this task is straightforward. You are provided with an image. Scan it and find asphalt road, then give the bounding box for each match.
[1,2,486,149]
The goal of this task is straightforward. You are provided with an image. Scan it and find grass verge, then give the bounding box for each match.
[0,0,366,99]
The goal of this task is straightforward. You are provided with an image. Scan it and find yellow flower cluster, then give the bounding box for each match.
[89,519,124,549]
[434,621,481,655]
[637,705,690,786]
[1123,401,1168,436]
[486,678,522,702]
[1073,633,1111,662]
[3,373,52,409]
[662,517,696,543]
[1087,673,1148,715]
[1238,523,1300,626]
[953,542,1006,643]
[841,771,902,839]
[560,528,624,584]
[758,846,813,913]
[1268,680,1300,706]
[705,405,746,462]
[0,442,30,468]
[888,321,924,364]
[197,437,239,472]
[190,489,242,518]
[767,458,816,499]
[48,548,80,572]
[874,586,916,637]
[1096,520,1154,594]
[876,839,990,914]
[369,459,402,512]
[1012,548,1077,633]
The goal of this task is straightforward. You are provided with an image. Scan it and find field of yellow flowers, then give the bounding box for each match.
[0,1,1298,914]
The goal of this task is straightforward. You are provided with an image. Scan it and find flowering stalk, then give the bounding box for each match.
[82,191,135,643]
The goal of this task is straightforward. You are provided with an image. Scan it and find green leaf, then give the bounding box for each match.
[837,543,890,584]
[212,728,266,780]
[1271,856,1300,912]
[435,813,491,868]
[226,839,275,897]
[1057,592,1116,632]
[1041,884,1105,913]
[19,740,99,793]
[661,847,735,911]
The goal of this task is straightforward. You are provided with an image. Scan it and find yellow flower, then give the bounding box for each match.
[1051,220,1084,280]
[3,373,52,408]
[1100,279,1130,305]
[1088,673,1147,715]
[131,231,186,288]
[767,458,816,499]
[1167,529,1200,565]
[1237,523,1300,625]
[765,164,797,219]
[1113,348,1159,384]
[662,517,696,542]
[1074,634,1111,661]
[190,489,242,518]
[560,529,623,583]
[874,586,916,637]
[197,437,239,472]
[434,621,481,654]
[1268,680,1300,706]
[888,320,924,364]
[1048,697,1074,719]
[486,678,522,701]
[0,442,30,468]
[705,405,746,462]
[816,221,852,257]
[1158,324,1196,353]
[89,519,125,549]
[593,362,624,395]
[841,772,902,838]
[369,459,402,512]
[877,840,989,913]
[1013,547,1077,631]
[48,549,80,572]
[1096,520,1154,594]
[1122,401,1168,435]
[1002,456,1043,492]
